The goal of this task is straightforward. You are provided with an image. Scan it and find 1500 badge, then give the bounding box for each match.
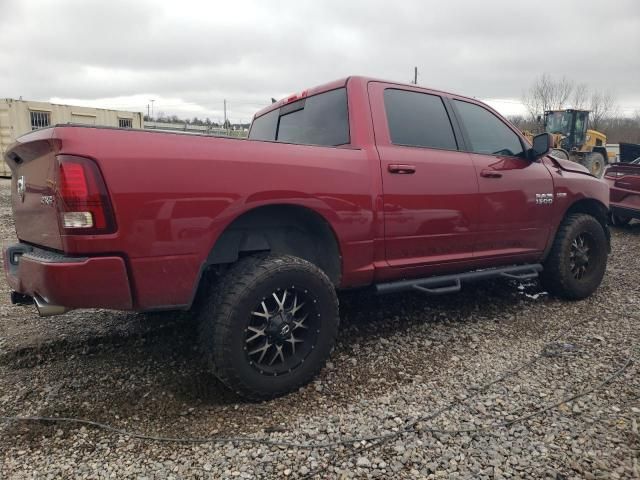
[535,193,554,205]
[40,195,54,206]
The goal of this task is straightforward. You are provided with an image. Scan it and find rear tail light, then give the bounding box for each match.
[56,155,116,234]
[604,170,626,180]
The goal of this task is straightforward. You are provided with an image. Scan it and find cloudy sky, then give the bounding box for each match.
[1,0,639,123]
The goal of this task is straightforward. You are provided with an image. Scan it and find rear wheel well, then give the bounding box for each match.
[205,205,342,286]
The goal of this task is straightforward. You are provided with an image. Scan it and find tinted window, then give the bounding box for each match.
[454,100,524,156]
[248,109,278,141]
[276,88,349,146]
[384,89,457,150]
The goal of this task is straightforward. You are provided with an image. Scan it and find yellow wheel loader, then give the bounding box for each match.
[526,110,609,178]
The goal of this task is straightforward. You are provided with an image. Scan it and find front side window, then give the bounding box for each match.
[30,111,50,130]
[384,89,457,150]
[249,88,349,146]
[454,100,524,157]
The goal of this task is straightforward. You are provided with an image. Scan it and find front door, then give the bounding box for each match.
[451,99,554,259]
[368,83,479,275]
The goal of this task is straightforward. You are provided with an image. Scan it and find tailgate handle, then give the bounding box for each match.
[480,169,503,178]
[388,164,416,174]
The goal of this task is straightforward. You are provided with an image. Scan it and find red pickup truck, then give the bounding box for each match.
[605,157,640,225]
[4,76,610,399]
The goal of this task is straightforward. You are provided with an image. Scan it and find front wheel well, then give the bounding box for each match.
[566,198,608,226]
[544,198,611,259]
[205,205,342,286]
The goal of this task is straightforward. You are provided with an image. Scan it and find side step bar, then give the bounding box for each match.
[375,264,543,296]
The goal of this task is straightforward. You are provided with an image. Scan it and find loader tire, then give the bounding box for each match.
[550,148,569,160]
[581,152,606,178]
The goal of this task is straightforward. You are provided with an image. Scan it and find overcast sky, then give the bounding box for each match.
[1,0,639,123]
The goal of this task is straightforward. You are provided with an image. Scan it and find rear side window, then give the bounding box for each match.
[454,100,524,156]
[248,109,278,141]
[383,89,457,150]
[249,88,349,146]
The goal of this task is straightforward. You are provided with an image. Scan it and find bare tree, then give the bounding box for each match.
[602,114,640,144]
[571,83,590,109]
[589,90,617,131]
[507,115,525,128]
[522,73,574,120]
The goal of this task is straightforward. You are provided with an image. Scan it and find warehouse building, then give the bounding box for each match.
[0,98,143,176]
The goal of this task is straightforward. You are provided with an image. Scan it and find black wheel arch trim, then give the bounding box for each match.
[186,204,343,310]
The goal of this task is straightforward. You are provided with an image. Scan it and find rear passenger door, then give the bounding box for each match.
[369,82,479,274]
[451,99,554,259]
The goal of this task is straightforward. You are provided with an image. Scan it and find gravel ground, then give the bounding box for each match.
[0,177,638,479]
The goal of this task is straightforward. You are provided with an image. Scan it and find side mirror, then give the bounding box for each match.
[529,133,551,160]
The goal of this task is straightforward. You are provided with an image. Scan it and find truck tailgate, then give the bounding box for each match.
[6,132,63,250]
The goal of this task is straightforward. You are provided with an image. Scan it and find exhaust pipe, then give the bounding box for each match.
[11,291,34,306]
[33,294,70,317]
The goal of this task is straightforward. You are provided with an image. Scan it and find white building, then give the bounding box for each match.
[0,98,143,176]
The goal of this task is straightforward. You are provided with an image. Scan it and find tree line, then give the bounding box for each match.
[143,114,250,130]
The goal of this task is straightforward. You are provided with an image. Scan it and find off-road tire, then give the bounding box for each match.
[541,214,608,300]
[581,152,606,178]
[550,148,570,160]
[609,212,631,227]
[198,254,339,401]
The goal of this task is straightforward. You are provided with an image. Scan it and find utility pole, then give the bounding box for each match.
[150,99,155,119]
[413,66,418,85]
[147,104,150,118]
[223,99,228,130]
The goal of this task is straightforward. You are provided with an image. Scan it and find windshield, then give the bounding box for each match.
[545,111,572,135]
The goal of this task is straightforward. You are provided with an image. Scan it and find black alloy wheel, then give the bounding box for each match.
[245,287,320,376]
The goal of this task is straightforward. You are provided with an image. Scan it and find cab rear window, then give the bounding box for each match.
[249,88,349,146]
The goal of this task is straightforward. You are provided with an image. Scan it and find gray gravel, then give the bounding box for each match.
[0,177,638,479]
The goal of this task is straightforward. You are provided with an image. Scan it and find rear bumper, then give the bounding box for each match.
[4,244,133,311]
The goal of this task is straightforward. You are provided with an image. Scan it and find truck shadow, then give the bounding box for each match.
[611,220,640,235]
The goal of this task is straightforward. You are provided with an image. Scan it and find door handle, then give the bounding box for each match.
[480,169,502,178]
[388,164,416,174]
